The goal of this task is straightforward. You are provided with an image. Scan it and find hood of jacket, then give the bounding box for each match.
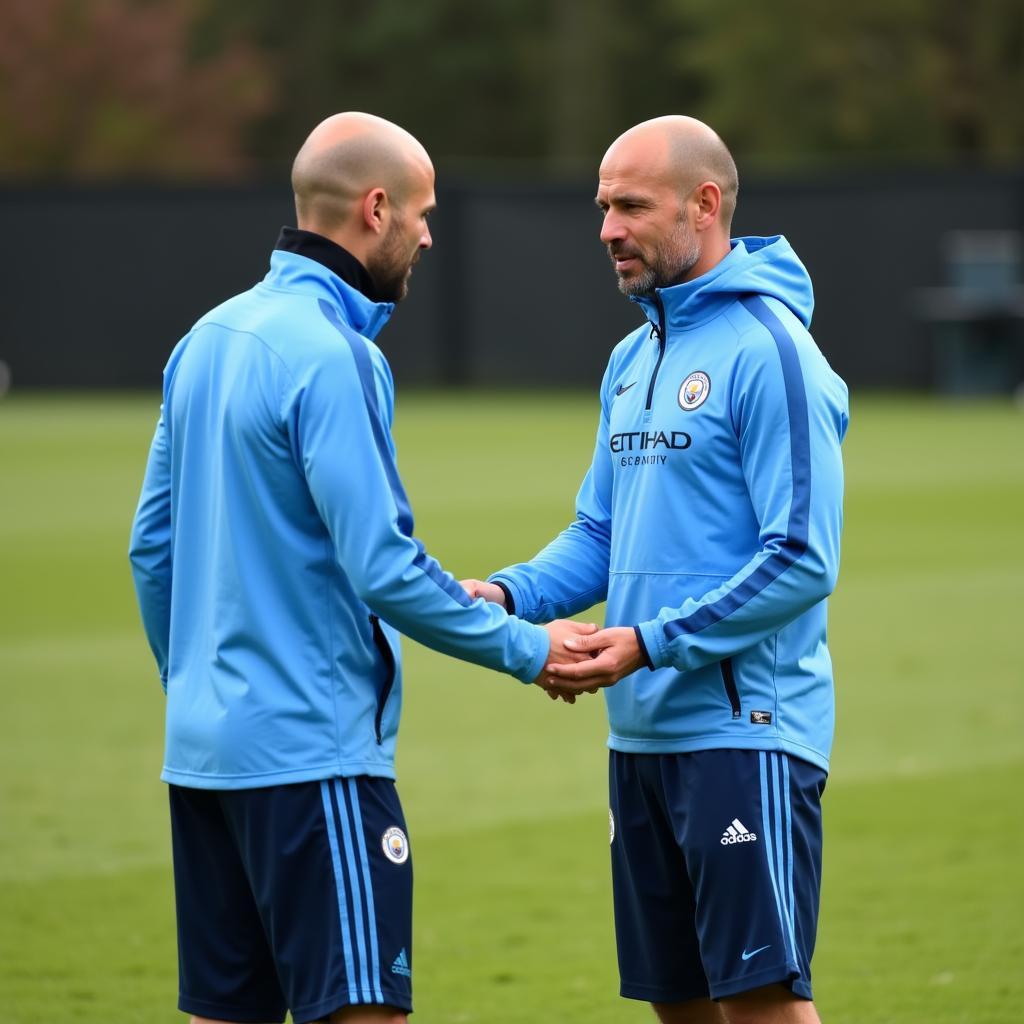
[632,235,814,334]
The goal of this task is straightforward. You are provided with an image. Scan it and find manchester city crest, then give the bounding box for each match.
[382,826,410,864]
[678,371,711,411]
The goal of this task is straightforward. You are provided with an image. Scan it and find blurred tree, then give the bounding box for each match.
[0,0,273,180]
[194,0,548,170]
[4,0,1017,181]
[195,0,703,174]
[673,0,1024,165]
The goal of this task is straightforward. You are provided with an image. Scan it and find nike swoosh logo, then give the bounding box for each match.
[615,381,636,396]
[741,945,771,961]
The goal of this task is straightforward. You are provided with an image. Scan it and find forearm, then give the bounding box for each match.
[129,566,172,686]
[358,535,549,683]
[489,515,610,622]
[128,407,173,686]
[639,529,839,672]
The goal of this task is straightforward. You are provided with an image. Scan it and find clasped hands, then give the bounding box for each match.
[460,579,644,703]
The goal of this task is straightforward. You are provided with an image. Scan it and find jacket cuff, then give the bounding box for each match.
[516,622,549,684]
[493,581,516,616]
[488,573,527,621]
[632,626,655,670]
[637,619,670,670]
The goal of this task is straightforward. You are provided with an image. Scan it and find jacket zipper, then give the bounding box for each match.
[645,294,667,412]
[720,657,741,719]
[369,613,397,744]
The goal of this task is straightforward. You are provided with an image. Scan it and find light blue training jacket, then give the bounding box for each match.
[491,236,848,771]
[129,235,549,789]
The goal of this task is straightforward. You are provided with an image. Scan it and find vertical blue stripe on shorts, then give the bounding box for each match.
[320,780,359,1005]
[343,777,385,1004]
[759,752,799,965]
[333,779,373,1002]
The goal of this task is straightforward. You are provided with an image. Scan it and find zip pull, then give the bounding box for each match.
[653,293,667,339]
[645,301,667,414]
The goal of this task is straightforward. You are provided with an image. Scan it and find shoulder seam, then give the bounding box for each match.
[192,319,301,393]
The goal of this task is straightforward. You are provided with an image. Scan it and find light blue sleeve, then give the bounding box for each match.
[288,334,549,683]
[638,321,848,672]
[488,379,614,623]
[128,405,173,690]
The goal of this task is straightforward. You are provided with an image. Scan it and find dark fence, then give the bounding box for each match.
[2,168,1022,392]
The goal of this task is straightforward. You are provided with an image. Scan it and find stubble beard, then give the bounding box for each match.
[614,217,702,297]
[367,219,417,303]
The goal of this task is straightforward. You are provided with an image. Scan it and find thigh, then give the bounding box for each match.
[609,752,710,1004]
[222,777,414,1024]
[720,982,821,1023]
[670,750,825,1002]
[169,785,287,1023]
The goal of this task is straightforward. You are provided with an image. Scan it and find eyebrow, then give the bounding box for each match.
[594,194,654,209]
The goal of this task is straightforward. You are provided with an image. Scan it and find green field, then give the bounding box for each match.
[1,392,1022,1023]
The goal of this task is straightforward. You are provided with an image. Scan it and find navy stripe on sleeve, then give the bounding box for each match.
[318,300,472,608]
[663,295,810,640]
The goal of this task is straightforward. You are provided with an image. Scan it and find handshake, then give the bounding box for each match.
[459,579,645,703]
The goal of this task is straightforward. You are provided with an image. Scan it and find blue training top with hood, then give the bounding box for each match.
[129,230,549,789]
[490,236,848,772]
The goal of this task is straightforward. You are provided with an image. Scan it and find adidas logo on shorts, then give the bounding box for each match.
[391,947,411,978]
[720,818,758,845]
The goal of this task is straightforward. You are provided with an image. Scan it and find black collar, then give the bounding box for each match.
[274,227,380,301]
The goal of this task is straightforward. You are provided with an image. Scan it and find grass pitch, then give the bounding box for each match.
[1,392,1022,1023]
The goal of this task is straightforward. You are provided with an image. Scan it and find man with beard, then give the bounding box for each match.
[129,112,594,1024]
[462,116,848,1023]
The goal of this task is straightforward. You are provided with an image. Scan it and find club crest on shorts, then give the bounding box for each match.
[382,826,409,864]
[678,371,711,411]
[609,807,615,845]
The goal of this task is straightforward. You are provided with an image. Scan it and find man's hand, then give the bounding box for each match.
[543,626,644,693]
[458,579,599,703]
[460,578,507,608]
[533,619,599,703]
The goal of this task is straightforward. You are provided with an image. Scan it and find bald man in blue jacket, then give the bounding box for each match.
[129,112,592,1024]
[463,116,848,1024]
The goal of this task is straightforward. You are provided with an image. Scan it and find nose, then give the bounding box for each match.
[420,224,432,250]
[600,210,625,246]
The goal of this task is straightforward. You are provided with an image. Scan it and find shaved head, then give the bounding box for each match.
[291,112,433,233]
[603,115,738,231]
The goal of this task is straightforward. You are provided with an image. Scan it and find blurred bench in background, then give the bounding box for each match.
[914,230,1024,396]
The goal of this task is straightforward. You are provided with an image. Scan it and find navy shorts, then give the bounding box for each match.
[169,777,413,1023]
[609,749,826,1004]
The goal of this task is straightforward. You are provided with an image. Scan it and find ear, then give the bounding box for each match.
[692,181,722,232]
[361,187,389,235]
